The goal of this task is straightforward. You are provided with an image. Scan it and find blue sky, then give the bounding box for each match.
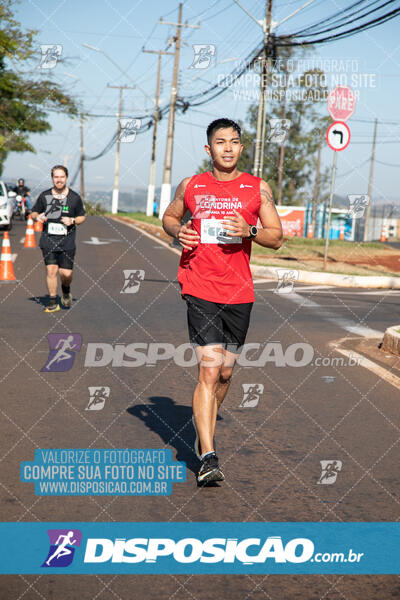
[5,0,400,206]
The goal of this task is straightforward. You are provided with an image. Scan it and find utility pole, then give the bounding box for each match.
[323,151,338,270]
[311,130,323,235]
[233,0,316,178]
[79,114,85,202]
[254,0,273,179]
[158,4,200,219]
[276,68,288,205]
[108,84,135,215]
[363,118,378,242]
[143,49,173,217]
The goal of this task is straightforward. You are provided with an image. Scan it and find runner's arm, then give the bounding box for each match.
[31,193,46,222]
[253,180,283,249]
[162,178,200,250]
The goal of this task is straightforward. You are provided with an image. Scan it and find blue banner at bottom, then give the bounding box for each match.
[0,522,398,574]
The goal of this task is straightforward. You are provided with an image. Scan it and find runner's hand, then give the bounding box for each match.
[222,210,249,237]
[178,220,200,250]
[61,216,74,226]
[37,213,47,223]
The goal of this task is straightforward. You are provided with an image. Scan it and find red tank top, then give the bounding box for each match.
[178,171,261,304]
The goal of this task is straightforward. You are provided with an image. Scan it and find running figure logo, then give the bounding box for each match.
[268,119,291,143]
[121,270,145,293]
[317,460,342,485]
[189,44,216,69]
[274,269,299,294]
[41,334,82,372]
[86,386,110,411]
[119,119,141,143]
[39,45,62,69]
[347,195,369,219]
[240,384,264,408]
[42,529,82,567]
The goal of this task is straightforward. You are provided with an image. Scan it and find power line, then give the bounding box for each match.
[278,5,400,45]
[376,158,400,166]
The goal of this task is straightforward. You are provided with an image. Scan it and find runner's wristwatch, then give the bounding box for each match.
[247,225,258,239]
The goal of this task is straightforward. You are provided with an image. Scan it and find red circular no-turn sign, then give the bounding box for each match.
[327,86,356,122]
[326,121,351,151]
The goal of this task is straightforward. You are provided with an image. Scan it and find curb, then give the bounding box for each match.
[381,325,400,357]
[250,264,400,289]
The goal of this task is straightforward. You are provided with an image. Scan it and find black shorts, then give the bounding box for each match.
[185,294,253,351]
[41,248,75,269]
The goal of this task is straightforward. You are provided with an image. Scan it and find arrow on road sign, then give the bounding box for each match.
[332,129,343,144]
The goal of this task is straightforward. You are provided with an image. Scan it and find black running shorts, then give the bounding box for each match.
[185,294,253,351]
[41,248,75,269]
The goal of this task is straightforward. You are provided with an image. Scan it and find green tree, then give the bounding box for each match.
[0,0,78,174]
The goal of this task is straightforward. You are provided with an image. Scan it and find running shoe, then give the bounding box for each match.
[44,298,60,313]
[60,292,73,308]
[192,415,216,460]
[197,452,224,486]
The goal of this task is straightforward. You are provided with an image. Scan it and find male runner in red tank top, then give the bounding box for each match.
[163,118,283,486]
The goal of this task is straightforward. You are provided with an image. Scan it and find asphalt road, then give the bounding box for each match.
[0,217,399,599]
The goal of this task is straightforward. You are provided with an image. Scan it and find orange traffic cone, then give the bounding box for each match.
[24,216,36,248]
[380,222,388,242]
[34,219,43,232]
[339,222,345,240]
[307,222,314,238]
[0,232,16,282]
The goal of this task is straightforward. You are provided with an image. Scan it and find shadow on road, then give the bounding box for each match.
[28,295,76,309]
[127,396,198,475]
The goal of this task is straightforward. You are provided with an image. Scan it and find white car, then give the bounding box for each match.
[0,181,14,230]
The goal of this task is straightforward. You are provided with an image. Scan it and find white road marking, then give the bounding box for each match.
[83,237,120,245]
[283,292,383,338]
[329,339,400,390]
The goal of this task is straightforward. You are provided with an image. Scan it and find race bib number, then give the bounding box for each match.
[48,222,67,236]
[200,219,242,244]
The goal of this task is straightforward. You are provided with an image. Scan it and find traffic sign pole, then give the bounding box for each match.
[321,85,357,267]
[323,151,338,270]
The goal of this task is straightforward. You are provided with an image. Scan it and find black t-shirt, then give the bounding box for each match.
[32,188,85,251]
[13,185,30,196]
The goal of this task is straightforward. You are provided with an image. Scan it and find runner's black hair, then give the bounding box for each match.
[51,164,68,177]
[206,118,241,144]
